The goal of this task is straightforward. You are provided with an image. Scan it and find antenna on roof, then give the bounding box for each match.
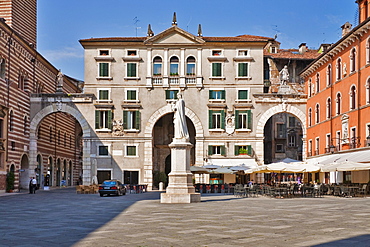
[133,17,140,37]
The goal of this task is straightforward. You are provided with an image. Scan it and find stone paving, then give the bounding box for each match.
[0,188,370,247]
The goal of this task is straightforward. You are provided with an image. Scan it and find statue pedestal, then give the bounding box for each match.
[278,85,291,94]
[160,139,201,203]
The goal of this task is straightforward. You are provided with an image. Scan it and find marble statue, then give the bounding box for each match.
[173,93,189,140]
[279,65,289,85]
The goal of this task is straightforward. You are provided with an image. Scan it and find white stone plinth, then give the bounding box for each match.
[160,139,201,203]
[278,85,291,94]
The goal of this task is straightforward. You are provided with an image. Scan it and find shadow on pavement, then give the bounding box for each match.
[312,234,370,247]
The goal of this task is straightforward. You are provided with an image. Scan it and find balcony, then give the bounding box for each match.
[152,75,162,85]
[169,75,179,85]
[185,75,196,84]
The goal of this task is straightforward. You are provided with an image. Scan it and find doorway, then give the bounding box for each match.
[124,171,139,184]
[97,170,111,184]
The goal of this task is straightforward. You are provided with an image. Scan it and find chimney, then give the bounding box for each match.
[299,43,307,54]
[341,22,352,37]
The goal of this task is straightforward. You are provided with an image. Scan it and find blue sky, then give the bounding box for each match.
[37,0,357,80]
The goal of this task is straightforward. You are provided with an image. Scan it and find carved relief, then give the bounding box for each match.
[112,119,124,136]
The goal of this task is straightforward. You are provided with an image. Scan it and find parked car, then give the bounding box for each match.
[99,180,126,197]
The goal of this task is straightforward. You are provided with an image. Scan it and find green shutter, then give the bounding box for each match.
[165,90,170,99]
[221,145,226,156]
[123,111,128,129]
[208,145,213,155]
[209,110,213,129]
[221,110,225,129]
[174,90,179,99]
[99,63,108,77]
[99,90,108,100]
[234,145,239,156]
[235,110,239,129]
[127,90,136,100]
[247,110,252,130]
[107,110,113,129]
[212,63,221,77]
[135,111,141,130]
[238,90,248,100]
[95,111,100,129]
[238,63,248,77]
[247,145,252,156]
[127,63,136,77]
[209,90,213,99]
[221,90,226,100]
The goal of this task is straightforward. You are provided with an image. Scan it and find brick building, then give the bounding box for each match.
[0,0,82,192]
[301,0,370,184]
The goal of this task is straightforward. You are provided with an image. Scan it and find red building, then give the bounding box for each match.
[301,0,370,183]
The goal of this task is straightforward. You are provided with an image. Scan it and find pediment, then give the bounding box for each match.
[144,26,205,45]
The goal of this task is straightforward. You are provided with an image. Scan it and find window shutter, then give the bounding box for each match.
[221,90,226,100]
[127,63,136,77]
[209,90,213,99]
[235,110,239,129]
[234,145,239,156]
[247,110,252,130]
[107,110,113,129]
[209,110,213,129]
[238,90,248,100]
[174,90,179,99]
[123,111,128,129]
[165,90,170,99]
[221,145,226,156]
[212,63,221,77]
[238,63,244,77]
[221,110,225,129]
[99,90,108,100]
[95,111,100,129]
[247,145,252,156]
[135,111,141,130]
[208,145,213,155]
[99,63,108,77]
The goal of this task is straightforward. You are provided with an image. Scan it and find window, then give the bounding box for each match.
[9,110,13,132]
[127,63,137,77]
[327,65,332,86]
[209,110,225,129]
[308,140,312,156]
[315,104,320,124]
[316,73,320,93]
[336,93,341,115]
[99,50,109,56]
[326,134,331,150]
[153,56,162,75]
[127,50,137,56]
[170,56,179,76]
[98,89,109,101]
[208,145,226,155]
[288,133,296,147]
[235,110,252,130]
[18,72,25,90]
[350,85,356,110]
[336,58,342,81]
[367,78,370,104]
[336,131,341,151]
[123,111,140,130]
[315,138,320,155]
[367,38,370,64]
[165,90,179,100]
[234,145,252,156]
[0,58,5,79]
[237,63,249,77]
[126,89,137,101]
[95,110,112,130]
[270,46,277,53]
[308,108,312,127]
[211,63,222,77]
[308,80,312,97]
[237,90,249,101]
[126,146,137,156]
[209,90,225,100]
[288,117,296,128]
[276,144,284,153]
[276,124,286,138]
[98,62,109,78]
[186,56,196,75]
[350,48,356,73]
[326,98,331,119]
[238,50,248,56]
[98,145,109,156]
[212,50,222,56]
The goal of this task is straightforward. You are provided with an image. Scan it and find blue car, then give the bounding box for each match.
[99,180,126,197]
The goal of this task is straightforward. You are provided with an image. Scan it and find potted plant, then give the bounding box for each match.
[238,148,248,155]
[6,171,15,192]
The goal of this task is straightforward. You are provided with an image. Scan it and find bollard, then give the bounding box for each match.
[159,182,164,191]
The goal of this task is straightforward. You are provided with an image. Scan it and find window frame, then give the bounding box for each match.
[209,89,225,101]
[97,88,111,102]
[123,110,141,131]
[237,62,249,78]
[208,144,226,156]
[235,110,252,131]
[95,110,113,131]
[125,144,138,157]
[126,62,138,78]
[209,110,225,130]
[236,89,250,102]
[124,88,139,102]
[98,62,111,79]
[211,62,223,78]
[97,144,111,157]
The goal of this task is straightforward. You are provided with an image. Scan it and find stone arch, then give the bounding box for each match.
[255,104,307,163]
[28,104,91,185]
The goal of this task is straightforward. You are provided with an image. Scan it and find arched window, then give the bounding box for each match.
[316,73,320,93]
[153,56,162,76]
[315,104,320,124]
[350,48,356,73]
[367,78,370,104]
[336,58,342,81]
[9,110,13,132]
[308,108,312,127]
[327,65,332,86]
[350,85,356,110]
[186,56,196,76]
[326,98,331,119]
[336,93,341,115]
[308,79,312,97]
[169,56,179,76]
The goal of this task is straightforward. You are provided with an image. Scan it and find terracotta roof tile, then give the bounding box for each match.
[264,49,320,59]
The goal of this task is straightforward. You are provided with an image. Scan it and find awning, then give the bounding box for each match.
[306,149,370,166]
[208,158,258,169]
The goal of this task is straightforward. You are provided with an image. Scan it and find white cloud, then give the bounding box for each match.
[40,47,83,61]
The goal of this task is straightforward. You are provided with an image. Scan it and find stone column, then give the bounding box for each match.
[196,48,203,88]
[160,139,201,203]
[146,48,152,88]
[82,138,92,185]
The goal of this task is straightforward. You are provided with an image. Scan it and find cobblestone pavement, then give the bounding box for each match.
[0,188,370,247]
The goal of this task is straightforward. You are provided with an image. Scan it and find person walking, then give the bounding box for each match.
[31,177,37,194]
[29,178,33,194]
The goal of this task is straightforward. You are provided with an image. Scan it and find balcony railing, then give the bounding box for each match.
[152,75,162,85]
[186,75,196,84]
[169,75,179,85]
